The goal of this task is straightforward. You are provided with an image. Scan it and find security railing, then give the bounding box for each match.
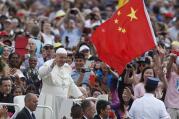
[0,103,53,119]
[37,105,53,119]
[0,103,20,119]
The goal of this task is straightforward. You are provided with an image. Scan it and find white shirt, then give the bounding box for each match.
[41,33,55,45]
[168,27,179,41]
[12,69,25,78]
[83,115,88,119]
[129,93,170,119]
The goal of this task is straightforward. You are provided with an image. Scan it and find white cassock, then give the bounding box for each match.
[35,59,82,119]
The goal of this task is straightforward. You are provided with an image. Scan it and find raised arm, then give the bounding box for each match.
[124,67,135,85]
[152,52,167,89]
[69,76,83,98]
[38,59,56,85]
[73,8,85,30]
[56,9,70,28]
[166,53,176,79]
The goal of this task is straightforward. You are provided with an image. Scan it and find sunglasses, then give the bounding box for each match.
[44,46,53,50]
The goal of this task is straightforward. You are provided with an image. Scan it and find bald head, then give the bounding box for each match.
[25,93,38,111]
[26,38,36,52]
[25,93,35,102]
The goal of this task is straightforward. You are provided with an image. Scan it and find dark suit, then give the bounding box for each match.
[93,115,102,119]
[15,107,35,119]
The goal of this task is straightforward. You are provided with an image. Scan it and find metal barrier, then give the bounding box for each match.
[0,103,20,119]
[73,97,97,103]
[59,97,98,119]
[0,97,97,119]
[13,95,53,119]
[0,103,53,119]
[37,105,53,119]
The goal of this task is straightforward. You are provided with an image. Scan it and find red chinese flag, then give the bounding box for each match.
[92,0,156,74]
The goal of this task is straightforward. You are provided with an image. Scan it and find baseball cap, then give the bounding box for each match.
[79,45,90,52]
[55,10,66,19]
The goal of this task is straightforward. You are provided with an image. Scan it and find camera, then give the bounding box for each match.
[90,13,98,20]
[15,28,24,35]
[126,62,136,71]
[171,50,179,56]
[70,9,78,15]
[158,31,167,36]
[127,64,133,69]
[80,68,91,73]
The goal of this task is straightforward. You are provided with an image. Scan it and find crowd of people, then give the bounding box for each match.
[0,0,179,119]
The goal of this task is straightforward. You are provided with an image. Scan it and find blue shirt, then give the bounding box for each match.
[61,28,82,48]
[95,69,113,88]
[71,69,90,85]
[33,37,43,55]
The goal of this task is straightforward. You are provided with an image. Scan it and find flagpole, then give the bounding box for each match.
[143,0,157,46]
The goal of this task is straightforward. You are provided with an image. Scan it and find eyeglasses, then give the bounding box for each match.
[44,46,53,50]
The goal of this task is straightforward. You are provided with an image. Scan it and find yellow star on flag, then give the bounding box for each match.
[127,7,138,21]
[114,19,119,24]
[122,29,126,33]
[118,26,122,31]
[117,11,121,16]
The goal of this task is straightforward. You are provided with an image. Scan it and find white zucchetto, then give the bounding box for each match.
[56,48,67,55]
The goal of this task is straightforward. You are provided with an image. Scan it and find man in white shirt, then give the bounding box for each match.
[129,77,170,119]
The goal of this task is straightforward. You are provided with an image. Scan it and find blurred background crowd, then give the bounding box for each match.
[0,0,179,119]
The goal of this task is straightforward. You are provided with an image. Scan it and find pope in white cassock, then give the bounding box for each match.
[35,48,83,119]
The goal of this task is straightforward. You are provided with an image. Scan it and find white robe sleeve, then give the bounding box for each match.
[63,63,82,98]
[38,59,54,85]
[68,77,83,98]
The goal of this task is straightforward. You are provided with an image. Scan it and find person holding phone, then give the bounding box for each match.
[57,8,85,49]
